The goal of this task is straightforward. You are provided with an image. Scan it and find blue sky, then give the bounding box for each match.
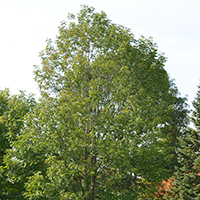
[0,0,200,108]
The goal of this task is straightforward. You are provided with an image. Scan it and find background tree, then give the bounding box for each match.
[0,89,9,199]
[0,89,36,200]
[3,5,188,199]
[159,83,189,174]
[168,84,200,199]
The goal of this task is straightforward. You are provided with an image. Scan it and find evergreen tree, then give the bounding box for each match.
[168,84,200,199]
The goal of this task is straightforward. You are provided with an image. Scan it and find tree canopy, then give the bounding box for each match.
[1,5,188,200]
[0,89,36,199]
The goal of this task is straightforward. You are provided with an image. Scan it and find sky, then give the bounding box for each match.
[0,0,200,108]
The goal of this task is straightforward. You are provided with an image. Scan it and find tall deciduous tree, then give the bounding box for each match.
[3,5,188,199]
[168,85,200,200]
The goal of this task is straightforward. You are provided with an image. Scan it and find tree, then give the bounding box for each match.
[3,5,188,199]
[168,84,200,199]
[0,89,10,199]
[0,89,36,200]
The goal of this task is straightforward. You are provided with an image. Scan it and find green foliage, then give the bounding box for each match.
[0,88,9,164]
[168,84,200,199]
[0,89,10,200]
[0,89,36,199]
[2,5,188,200]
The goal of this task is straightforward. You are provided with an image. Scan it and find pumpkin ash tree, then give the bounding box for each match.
[4,5,188,199]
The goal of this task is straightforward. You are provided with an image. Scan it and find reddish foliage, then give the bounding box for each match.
[155,173,200,198]
[154,177,173,198]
